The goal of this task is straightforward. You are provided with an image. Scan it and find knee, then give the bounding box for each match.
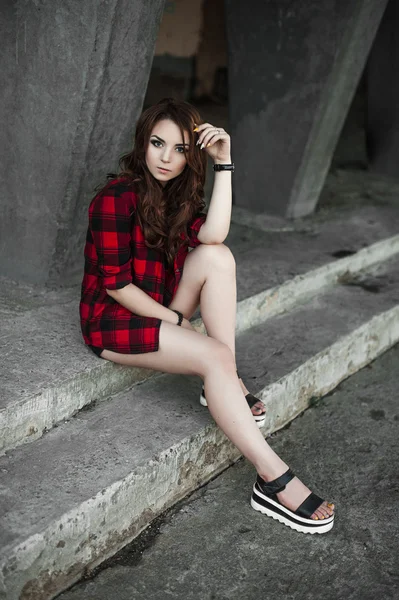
[197,243,236,274]
[206,340,235,373]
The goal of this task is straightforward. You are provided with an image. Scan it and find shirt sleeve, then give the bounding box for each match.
[89,190,134,290]
[187,212,207,248]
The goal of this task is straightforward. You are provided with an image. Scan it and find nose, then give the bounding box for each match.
[161,148,171,163]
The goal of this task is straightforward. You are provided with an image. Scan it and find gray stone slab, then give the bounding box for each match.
[225,0,388,217]
[236,258,399,388]
[1,259,399,599]
[231,204,399,301]
[58,344,399,600]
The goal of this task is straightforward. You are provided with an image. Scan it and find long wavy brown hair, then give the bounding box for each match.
[97,97,208,268]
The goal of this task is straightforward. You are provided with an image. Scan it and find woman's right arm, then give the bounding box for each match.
[106,284,180,325]
[89,189,180,327]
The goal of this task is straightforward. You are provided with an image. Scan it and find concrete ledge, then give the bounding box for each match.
[0,361,161,456]
[1,268,399,599]
[1,233,399,456]
[1,426,241,600]
[259,305,399,432]
[234,233,399,334]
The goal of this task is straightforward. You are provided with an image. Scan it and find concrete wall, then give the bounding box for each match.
[225,0,388,218]
[367,0,399,179]
[0,0,164,286]
[331,73,368,170]
[1,0,393,286]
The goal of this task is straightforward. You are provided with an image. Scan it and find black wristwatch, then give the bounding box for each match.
[172,309,183,326]
[213,163,234,172]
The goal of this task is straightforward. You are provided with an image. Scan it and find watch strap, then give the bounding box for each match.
[213,163,234,172]
[172,309,183,326]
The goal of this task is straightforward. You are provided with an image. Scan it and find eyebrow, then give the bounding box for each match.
[151,135,189,147]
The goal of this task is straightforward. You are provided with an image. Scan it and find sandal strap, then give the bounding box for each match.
[295,492,324,518]
[245,392,263,410]
[256,468,295,495]
[201,388,265,414]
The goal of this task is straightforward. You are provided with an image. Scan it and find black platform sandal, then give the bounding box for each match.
[199,370,266,428]
[251,468,335,534]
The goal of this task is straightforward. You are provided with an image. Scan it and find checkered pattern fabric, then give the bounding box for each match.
[79,178,206,355]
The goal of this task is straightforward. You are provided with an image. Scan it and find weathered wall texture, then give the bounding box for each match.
[2,0,392,286]
[0,0,164,286]
[225,0,388,218]
[367,0,399,179]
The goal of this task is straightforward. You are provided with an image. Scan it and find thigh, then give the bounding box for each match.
[168,247,206,319]
[100,320,233,377]
[169,244,236,319]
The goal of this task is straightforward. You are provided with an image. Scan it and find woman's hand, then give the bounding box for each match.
[193,123,231,163]
[181,317,195,331]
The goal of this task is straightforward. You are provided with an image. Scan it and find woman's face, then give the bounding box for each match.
[145,119,190,187]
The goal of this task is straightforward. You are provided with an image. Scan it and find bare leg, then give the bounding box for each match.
[169,244,264,414]
[101,322,334,520]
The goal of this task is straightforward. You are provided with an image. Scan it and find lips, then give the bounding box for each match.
[157,167,171,172]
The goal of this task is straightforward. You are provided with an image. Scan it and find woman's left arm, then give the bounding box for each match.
[194,123,233,245]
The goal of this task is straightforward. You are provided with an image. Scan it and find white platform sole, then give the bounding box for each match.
[251,485,334,535]
[200,393,208,407]
[200,393,266,428]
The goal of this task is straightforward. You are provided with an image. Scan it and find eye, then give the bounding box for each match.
[151,140,186,153]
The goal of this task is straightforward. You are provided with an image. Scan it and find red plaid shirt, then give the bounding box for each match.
[79,178,206,354]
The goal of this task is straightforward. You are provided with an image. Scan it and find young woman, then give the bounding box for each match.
[80,98,335,534]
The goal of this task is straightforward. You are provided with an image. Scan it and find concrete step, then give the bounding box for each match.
[1,210,399,455]
[1,258,398,600]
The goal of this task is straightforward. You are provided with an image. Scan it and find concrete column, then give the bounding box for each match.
[367,0,399,179]
[0,0,165,286]
[224,0,388,218]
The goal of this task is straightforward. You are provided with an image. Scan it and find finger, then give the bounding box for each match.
[201,132,227,149]
[194,124,212,141]
[199,133,221,149]
[196,127,216,146]
[204,128,226,145]
[196,126,224,146]
[194,122,213,133]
